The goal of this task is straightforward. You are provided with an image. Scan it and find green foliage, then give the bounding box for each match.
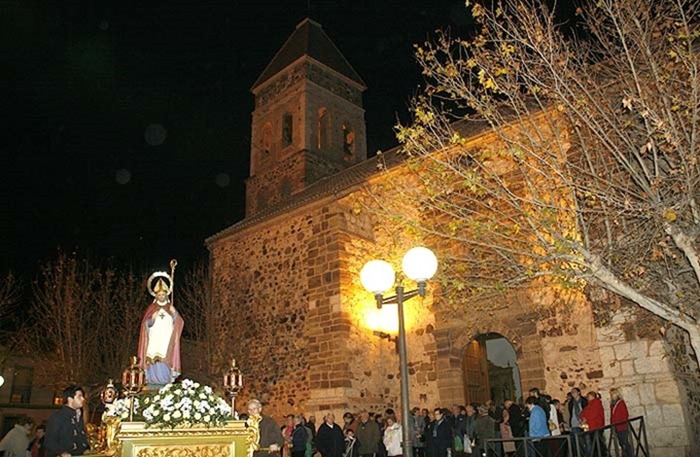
[385,0,700,341]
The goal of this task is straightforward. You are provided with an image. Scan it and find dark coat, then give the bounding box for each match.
[43,406,90,457]
[316,422,345,457]
[424,420,436,457]
[428,419,453,457]
[568,397,588,428]
[292,424,310,453]
[356,419,382,455]
[507,403,525,438]
[255,415,285,457]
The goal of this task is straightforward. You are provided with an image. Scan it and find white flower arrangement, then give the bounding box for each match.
[104,398,139,420]
[141,379,232,429]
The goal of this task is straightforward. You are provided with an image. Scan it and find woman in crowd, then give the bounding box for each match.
[610,388,634,457]
[383,415,403,457]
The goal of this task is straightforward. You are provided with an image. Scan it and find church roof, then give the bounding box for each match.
[251,18,366,91]
[206,119,492,245]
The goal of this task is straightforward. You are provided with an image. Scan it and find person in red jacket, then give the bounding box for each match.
[580,392,605,430]
[579,392,606,456]
[610,388,634,457]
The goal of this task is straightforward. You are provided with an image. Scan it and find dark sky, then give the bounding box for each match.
[2,0,476,277]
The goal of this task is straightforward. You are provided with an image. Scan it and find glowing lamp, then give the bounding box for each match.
[402,247,438,282]
[360,260,395,295]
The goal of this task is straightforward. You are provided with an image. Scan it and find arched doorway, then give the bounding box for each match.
[462,333,522,405]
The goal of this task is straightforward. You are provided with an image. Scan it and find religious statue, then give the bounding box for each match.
[137,260,184,386]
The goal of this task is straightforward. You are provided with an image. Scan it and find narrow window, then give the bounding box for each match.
[261,122,273,161]
[282,112,293,147]
[317,107,331,150]
[342,122,355,158]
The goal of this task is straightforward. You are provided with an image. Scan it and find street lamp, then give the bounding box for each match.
[360,246,438,457]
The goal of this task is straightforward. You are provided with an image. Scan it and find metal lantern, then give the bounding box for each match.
[122,356,145,421]
[223,358,243,418]
[101,379,118,405]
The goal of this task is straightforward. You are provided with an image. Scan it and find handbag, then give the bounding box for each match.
[463,435,472,454]
[454,435,464,452]
[548,419,557,431]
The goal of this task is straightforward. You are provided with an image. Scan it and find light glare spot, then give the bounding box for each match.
[115,169,131,184]
[215,173,230,188]
[144,123,167,146]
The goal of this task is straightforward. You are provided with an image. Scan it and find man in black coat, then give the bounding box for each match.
[316,412,345,457]
[428,408,453,457]
[504,400,525,438]
[44,385,90,457]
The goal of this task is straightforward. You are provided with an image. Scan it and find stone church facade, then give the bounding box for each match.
[206,19,696,456]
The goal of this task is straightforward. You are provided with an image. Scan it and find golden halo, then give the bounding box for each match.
[147,271,172,297]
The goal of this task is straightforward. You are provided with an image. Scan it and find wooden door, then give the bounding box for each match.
[462,339,490,405]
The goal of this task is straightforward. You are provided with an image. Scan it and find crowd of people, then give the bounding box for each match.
[0,385,89,457]
[1,385,635,457]
[263,386,635,457]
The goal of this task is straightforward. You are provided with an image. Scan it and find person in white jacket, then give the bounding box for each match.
[545,395,562,437]
[383,416,403,457]
[0,415,34,457]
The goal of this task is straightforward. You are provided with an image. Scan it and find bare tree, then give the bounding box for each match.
[177,261,227,385]
[0,272,22,367]
[376,0,700,365]
[23,252,144,389]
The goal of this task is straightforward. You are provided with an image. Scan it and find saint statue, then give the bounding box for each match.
[137,261,184,386]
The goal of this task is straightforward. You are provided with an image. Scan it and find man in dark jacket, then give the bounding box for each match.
[428,408,453,457]
[356,410,382,457]
[504,400,525,438]
[44,385,90,457]
[247,399,284,457]
[316,413,345,457]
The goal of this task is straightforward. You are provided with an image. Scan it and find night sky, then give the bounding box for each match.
[2,0,476,278]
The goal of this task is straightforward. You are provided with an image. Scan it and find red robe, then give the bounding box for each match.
[137,300,184,380]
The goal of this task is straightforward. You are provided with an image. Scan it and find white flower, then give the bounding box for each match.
[142,379,230,429]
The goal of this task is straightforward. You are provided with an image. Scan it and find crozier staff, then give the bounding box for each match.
[137,260,184,385]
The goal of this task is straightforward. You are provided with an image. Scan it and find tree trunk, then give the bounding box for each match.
[584,248,700,369]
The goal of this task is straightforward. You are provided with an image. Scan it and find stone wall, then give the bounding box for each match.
[209,211,316,418]
[596,311,690,457]
[246,151,306,215]
[664,325,700,457]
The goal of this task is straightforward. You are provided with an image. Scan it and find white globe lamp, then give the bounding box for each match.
[360,260,396,295]
[402,246,438,282]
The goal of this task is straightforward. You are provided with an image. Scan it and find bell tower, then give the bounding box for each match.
[245,19,367,216]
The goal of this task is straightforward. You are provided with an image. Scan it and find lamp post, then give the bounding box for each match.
[360,246,438,457]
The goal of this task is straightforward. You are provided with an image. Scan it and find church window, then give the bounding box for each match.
[317,107,331,150]
[10,366,33,404]
[342,122,355,159]
[280,178,292,199]
[261,122,273,161]
[282,112,293,147]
